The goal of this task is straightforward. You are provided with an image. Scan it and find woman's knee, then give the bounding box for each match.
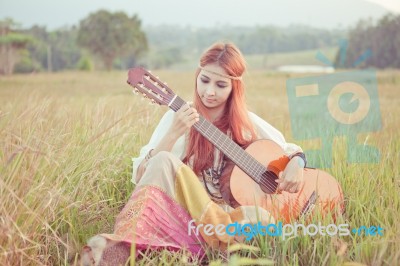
[136,151,183,190]
[148,151,177,168]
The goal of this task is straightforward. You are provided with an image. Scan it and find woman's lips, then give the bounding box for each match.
[205,98,215,103]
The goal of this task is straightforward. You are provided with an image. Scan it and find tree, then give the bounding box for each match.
[77,10,147,70]
[0,18,33,75]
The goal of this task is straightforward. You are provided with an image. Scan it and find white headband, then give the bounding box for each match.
[198,65,242,81]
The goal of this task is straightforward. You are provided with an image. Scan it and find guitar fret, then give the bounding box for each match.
[210,128,222,144]
[213,129,222,146]
[198,117,206,129]
[204,122,212,135]
[220,137,228,151]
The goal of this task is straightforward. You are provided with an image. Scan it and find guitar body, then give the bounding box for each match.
[220,139,344,223]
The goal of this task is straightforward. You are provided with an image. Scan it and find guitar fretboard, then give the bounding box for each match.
[169,95,268,182]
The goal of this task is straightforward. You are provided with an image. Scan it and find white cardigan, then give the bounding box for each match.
[131,110,302,184]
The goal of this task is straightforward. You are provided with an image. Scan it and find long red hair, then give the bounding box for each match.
[183,42,257,174]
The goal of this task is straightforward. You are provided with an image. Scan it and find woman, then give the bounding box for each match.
[81,42,306,265]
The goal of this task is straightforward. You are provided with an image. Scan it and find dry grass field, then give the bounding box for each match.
[0,69,399,265]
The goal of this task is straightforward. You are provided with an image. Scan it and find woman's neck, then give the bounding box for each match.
[206,105,226,122]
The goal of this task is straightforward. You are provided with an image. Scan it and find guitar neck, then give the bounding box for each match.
[169,95,266,180]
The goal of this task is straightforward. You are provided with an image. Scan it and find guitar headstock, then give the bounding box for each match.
[127,67,175,106]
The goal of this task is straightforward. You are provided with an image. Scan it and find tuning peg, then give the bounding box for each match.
[133,88,139,94]
[150,99,156,105]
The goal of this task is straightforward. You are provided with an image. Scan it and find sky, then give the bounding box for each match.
[366,0,400,12]
[0,0,399,30]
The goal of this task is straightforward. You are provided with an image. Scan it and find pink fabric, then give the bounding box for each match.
[111,185,206,257]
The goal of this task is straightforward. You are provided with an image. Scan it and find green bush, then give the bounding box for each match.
[76,55,93,71]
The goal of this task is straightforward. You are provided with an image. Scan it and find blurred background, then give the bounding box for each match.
[0,0,399,74]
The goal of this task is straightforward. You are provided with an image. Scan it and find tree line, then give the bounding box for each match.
[0,10,399,75]
[334,13,400,69]
[0,10,148,74]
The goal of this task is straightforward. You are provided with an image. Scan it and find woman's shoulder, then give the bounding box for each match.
[247,111,265,124]
[247,110,285,140]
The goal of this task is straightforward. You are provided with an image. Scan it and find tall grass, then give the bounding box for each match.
[0,70,399,265]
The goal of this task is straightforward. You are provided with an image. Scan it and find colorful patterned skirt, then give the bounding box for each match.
[81,151,273,265]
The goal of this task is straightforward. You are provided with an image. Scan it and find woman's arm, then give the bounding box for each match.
[133,104,199,183]
[247,111,305,193]
[135,131,182,183]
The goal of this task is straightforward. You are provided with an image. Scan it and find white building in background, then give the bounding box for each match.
[277,65,335,73]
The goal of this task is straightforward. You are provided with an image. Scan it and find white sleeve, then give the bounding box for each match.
[248,112,302,157]
[131,110,175,184]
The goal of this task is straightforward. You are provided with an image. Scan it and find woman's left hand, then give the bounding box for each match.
[275,156,304,193]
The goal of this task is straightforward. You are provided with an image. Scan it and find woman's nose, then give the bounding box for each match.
[205,86,215,96]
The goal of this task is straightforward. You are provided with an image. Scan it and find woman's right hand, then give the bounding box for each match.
[136,104,199,183]
[168,104,200,139]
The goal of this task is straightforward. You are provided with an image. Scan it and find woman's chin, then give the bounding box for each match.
[202,99,218,107]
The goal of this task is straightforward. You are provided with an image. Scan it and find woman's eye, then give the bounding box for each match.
[217,84,227,89]
[201,79,209,84]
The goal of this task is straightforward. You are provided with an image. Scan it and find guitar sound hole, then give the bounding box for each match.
[260,170,278,194]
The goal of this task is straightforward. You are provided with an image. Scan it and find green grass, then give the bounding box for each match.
[245,47,339,70]
[0,69,399,265]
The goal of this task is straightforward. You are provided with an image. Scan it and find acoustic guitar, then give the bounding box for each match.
[127,67,344,223]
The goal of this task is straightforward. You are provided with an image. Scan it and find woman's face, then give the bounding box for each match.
[196,63,233,113]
